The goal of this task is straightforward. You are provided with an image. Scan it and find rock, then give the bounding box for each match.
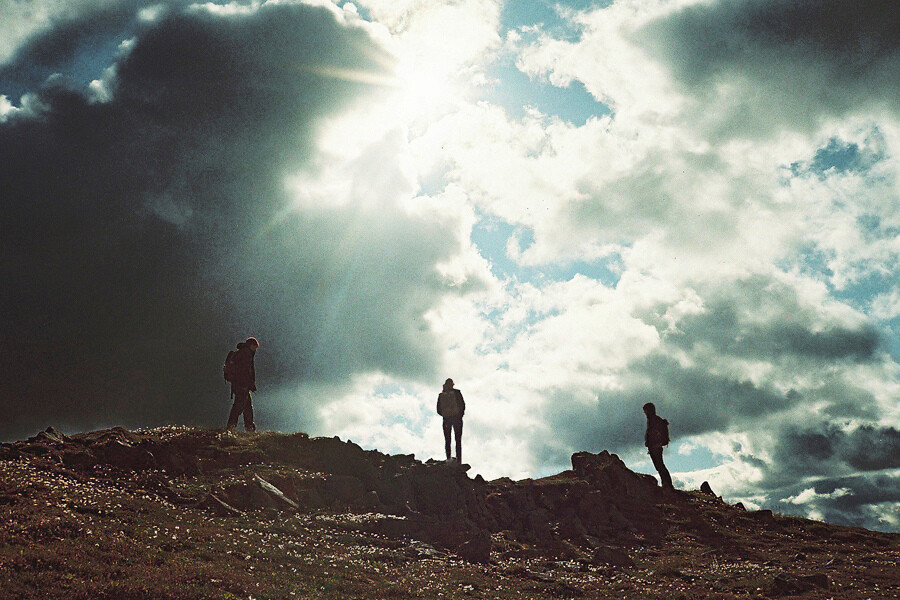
[199,494,244,517]
[607,504,634,531]
[570,451,658,503]
[800,573,830,590]
[30,427,69,444]
[557,515,588,543]
[295,487,327,509]
[324,475,366,506]
[524,509,554,543]
[300,436,380,486]
[362,490,381,510]
[101,439,157,471]
[406,540,442,559]
[769,572,828,596]
[456,531,491,563]
[733,502,746,511]
[591,545,635,568]
[254,475,299,510]
[61,449,95,470]
[700,481,715,496]
[149,444,202,476]
[770,573,815,596]
[748,509,777,525]
[577,492,613,532]
[220,478,286,511]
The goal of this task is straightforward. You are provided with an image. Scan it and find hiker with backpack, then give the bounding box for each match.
[643,402,673,489]
[223,337,260,433]
[436,378,465,464]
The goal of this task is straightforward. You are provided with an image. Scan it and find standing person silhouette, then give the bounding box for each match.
[643,402,673,489]
[224,337,259,433]
[437,378,465,464]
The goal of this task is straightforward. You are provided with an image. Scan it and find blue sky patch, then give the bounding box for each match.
[483,60,611,125]
[790,135,885,178]
[500,0,611,40]
[471,214,622,286]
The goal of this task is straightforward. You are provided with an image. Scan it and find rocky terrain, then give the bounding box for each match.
[0,426,896,599]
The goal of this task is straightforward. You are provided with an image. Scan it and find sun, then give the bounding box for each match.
[393,53,459,121]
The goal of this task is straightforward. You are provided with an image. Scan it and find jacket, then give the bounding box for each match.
[645,414,669,448]
[230,342,256,391]
[436,389,465,419]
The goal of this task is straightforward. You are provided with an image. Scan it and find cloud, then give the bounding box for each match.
[0,0,473,439]
[3,0,899,535]
[664,275,882,364]
[770,472,900,531]
[873,288,900,320]
[636,0,900,138]
[772,423,900,478]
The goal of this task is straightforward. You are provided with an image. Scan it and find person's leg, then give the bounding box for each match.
[225,390,247,430]
[443,419,452,460]
[454,418,463,463]
[649,447,673,488]
[243,393,256,432]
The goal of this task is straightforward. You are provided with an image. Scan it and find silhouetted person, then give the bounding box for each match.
[224,337,259,432]
[643,402,673,489]
[437,378,465,463]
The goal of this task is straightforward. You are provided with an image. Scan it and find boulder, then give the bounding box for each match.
[591,545,635,568]
[524,509,554,543]
[456,531,492,563]
[748,509,777,526]
[61,449,96,470]
[324,475,366,506]
[254,474,299,510]
[769,572,827,596]
[29,427,70,444]
[100,439,157,471]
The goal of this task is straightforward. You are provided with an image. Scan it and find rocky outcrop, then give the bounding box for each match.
[0,427,686,563]
[481,451,667,551]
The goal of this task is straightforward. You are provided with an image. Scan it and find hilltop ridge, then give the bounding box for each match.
[0,426,897,599]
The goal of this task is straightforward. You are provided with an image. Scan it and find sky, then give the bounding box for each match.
[1,0,898,532]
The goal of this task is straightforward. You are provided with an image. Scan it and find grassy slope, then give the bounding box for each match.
[0,428,897,600]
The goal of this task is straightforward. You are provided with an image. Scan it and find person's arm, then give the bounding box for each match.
[436,394,442,416]
[456,389,465,416]
[249,357,257,391]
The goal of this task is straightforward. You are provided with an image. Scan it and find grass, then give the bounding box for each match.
[1,428,897,600]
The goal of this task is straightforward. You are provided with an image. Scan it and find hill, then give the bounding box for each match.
[0,426,896,599]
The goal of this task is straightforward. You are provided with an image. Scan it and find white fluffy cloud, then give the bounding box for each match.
[326,0,900,530]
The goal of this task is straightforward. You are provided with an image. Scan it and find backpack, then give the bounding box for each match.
[653,417,670,446]
[438,390,461,418]
[223,350,237,383]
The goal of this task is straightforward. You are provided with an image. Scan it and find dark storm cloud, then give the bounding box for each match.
[0,2,455,440]
[771,423,900,481]
[668,300,881,364]
[637,0,900,136]
[653,275,882,364]
[0,1,149,99]
[533,270,896,529]
[765,472,900,532]
[536,274,883,465]
[538,352,792,467]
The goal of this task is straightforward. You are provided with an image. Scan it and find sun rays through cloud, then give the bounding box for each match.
[2,0,900,533]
